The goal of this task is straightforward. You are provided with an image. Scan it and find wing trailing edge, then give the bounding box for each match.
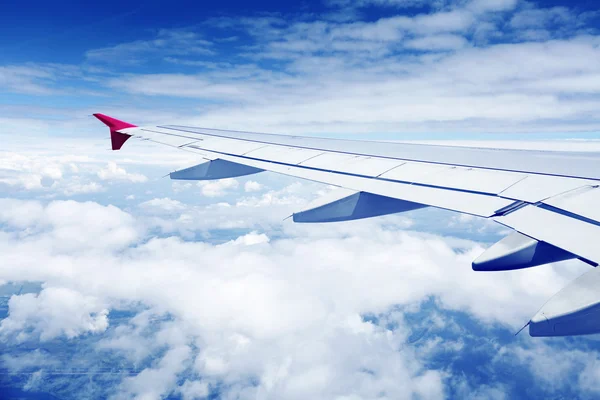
[530,266,600,336]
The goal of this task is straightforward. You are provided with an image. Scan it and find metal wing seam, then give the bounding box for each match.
[155,125,600,181]
[186,144,506,198]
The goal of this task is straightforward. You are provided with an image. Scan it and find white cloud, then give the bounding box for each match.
[178,380,210,399]
[0,151,104,196]
[115,345,192,399]
[2,350,60,371]
[405,33,469,50]
[86,29,214,65]
[197,178,239,197]
[0,151,64,189]
[0,148,162,196]
[226,231,270,246]
[244,180,264,192]
[0,287,108,342]
[0,196,595,397]
[468,0,517,13]
[59,180,104,196]
[579,358,600,393]
[0,173,43,190]
[2,1,600,136]
[97,162,148,183]
[140,197,185,212]
[98,30,600,135]
[411,10,475,34]
[0,198,140,252]
[497,342,600,396]
[0,65,65,95]
[510,6,575,29]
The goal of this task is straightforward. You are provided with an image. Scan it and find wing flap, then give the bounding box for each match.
[188,137,268,155]
[499,174,594,202]
[542,185,600,223]
[134,128,199,148]
[300,153,404,177]
[244,145,325,164]
[494,205,600,265]
[380,163,527,194]
[530,266,600,337]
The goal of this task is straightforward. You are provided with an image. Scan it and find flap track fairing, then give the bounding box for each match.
[293,191,426,223]
[472,231,576,271]
[170,159,263,180]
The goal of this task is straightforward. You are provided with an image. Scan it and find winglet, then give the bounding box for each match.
[93,113,137,150]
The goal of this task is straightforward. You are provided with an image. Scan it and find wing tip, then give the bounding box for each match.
[93,113,137,151]
[93,113,137,130]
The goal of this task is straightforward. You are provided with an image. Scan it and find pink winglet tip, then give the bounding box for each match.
[93,113,137,151]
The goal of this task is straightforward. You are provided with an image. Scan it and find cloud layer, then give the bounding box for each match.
[3,0,600,398]
[0,192,595,399]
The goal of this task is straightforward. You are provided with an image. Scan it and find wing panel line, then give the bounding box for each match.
[156,126,600,181]
[183,143,507,198]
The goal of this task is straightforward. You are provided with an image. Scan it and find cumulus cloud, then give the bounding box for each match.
[0,196,595,398]
[197,178,239,197]
[0,151,65,190]
[244,180,264,192]
[0,287,109,342]
[140,197,186,212]
[0,149,161,196]
[97,162,148,183]
[115,345,192,399]
[59,180,104,196]
[226,231,270,245]
[0,198,140,252]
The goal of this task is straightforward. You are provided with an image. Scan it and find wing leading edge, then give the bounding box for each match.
[94,114,600,337]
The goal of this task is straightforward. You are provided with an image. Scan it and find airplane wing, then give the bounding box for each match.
[94,113,600,337]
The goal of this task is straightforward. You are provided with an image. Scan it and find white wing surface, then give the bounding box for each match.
[94,113,600,337]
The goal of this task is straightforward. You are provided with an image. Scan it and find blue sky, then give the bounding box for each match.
[3,0,600,399]
[5,0,600,139]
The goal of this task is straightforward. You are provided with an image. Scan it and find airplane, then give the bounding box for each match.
[94,113,600,338]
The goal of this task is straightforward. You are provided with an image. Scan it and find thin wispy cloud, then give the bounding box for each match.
[85,29,214,65]
[3,0,598,134]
